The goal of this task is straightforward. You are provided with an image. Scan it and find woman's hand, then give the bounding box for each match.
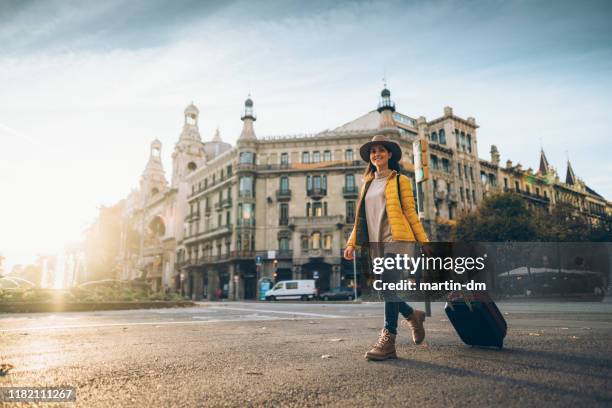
[343,245,355,261]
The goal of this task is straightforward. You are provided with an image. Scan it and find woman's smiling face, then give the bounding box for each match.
[370,143,391,168]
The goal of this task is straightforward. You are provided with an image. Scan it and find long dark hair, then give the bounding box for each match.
[362,144,402,180]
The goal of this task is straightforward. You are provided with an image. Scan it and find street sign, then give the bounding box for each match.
[255,255,262,265]
[313,270,319,279]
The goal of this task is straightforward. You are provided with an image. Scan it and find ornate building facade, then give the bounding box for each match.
[118,88,611,299]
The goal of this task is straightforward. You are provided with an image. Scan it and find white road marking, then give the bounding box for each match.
[0,314,347,333]
[209,306,346,318]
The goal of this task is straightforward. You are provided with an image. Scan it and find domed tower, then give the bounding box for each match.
[377,85,396,129]
[140,139,168,204]
[203,127,232,160]
[171,103,206,187]
[238,95,257,141]
[235,95,258,256]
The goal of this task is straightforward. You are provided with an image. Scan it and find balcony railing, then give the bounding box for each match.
[342,186,358,198]
[276,189,292,200]
[236,219,256,227]
[303,248,333,258]
[185,211,200,221]
[239,190,254,199]
[256,160,365,172]
[236,163,256,172]
[277,250,293,259]
[222,197,232,208]
[289,215,343,227]
[307,188,327,199]
[230,250,256,259]
[279,217,289,226]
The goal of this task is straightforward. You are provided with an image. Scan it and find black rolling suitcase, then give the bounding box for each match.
[445,291,507,349]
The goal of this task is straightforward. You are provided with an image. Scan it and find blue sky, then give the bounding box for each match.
[0,0,611,269]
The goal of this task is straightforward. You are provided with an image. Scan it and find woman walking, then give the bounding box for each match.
[343,134,429,361]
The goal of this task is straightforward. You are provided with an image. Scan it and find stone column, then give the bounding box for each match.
[293,265,302,280]
[228,263,236,301]
[183,270,191,298]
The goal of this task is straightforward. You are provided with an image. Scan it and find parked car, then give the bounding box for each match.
[264,280,317,301]
[319,287,357,301]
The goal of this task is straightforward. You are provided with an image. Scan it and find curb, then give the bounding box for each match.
[0,301,196,313]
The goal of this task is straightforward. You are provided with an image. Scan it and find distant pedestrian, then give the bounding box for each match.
[343,135,429,360]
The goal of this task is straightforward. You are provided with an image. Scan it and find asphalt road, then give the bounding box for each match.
[1,301,611,407]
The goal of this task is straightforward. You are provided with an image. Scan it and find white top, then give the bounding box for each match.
[365,172,393,245]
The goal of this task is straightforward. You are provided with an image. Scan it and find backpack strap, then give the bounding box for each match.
[396,174,402,208]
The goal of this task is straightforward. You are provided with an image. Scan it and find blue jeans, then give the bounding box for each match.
[380,266,414,334]
[371,243,416,335]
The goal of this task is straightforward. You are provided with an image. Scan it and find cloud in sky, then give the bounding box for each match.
[0,0,611,269]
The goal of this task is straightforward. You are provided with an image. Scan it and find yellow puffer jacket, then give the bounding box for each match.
[346,170,429,248]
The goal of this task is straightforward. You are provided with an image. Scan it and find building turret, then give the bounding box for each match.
[239,95,257,140]
[140,139,168,203]
[172,103,206,187]
[179,103,202,142]
[490,145,500,166]
[377,86,396,129]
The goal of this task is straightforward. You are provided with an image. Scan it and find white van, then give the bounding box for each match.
[264,280,317,301]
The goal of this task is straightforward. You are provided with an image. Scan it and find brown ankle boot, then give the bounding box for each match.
[365,329,397,361]
[404,310,426,344]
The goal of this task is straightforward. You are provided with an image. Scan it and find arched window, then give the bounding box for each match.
[431,132,438,143]
[302,152,310,163]
[323,150,331,161]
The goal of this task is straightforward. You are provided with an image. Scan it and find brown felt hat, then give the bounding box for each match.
[359,134,402,163]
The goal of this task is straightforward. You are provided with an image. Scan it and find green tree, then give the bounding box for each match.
[453,192,538,242]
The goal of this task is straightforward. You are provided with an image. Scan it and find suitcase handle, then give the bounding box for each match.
[446,292,474,312]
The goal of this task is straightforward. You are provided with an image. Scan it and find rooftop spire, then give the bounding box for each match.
[212,127,222,142]
[565,160,577,185]
[538,148,550,176]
